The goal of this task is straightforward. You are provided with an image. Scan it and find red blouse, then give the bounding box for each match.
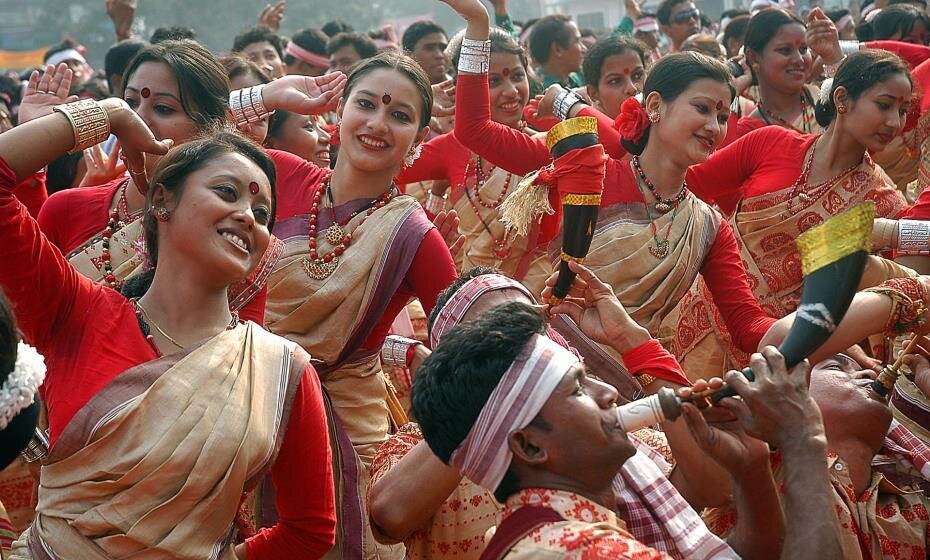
[0,156,336,558]
[272,156,458,349]
[688,126,818,216]
[603,157,776,352]
[12,171,47,218]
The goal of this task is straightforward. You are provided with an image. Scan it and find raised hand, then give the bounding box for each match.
[100,98,172,189]
[106,0,137,40]
[440,0,490,23]
[541,260,650,353]
[260,72,347,115]
[806,7,842,65]
[80,141,126,187]
[432,209,466,258]
[258,1,286,32]
[19,64,78,124]
[718,347,826,450]
[432,79,455,119]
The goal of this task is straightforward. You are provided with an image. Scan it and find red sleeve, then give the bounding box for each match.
[12,171,48,218]
[395,133,462,185]
[0,156,98,348]
[454,73,552,176]
[575,105,626,160]
[687,126,774,207]
[246,365,337,558]
[405,227,457,315]
[914,57,930,115]
[700,221,777,353]
[237,286,267,325]
[866,41,930,69]
[621,339,690,386]
[268,149,330,221]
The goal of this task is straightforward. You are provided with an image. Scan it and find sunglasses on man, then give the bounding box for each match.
[672,8,700,24]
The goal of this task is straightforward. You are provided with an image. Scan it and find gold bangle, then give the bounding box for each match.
[53,99,110,154]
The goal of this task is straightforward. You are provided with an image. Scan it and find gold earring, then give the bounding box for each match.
[836,104,848,114]
[153,206,171,222]
[648,112,660,124]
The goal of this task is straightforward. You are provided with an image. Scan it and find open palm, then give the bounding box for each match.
[19,64,78,124]
[263,73,347,115]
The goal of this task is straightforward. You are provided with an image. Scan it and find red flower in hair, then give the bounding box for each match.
[326,123,340,146]
[615,97,650,143]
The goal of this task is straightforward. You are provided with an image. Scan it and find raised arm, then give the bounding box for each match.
[0,92,168,346]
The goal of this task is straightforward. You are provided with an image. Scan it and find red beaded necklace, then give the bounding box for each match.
[101,180,134,289]
[464,156,513,209]
[302,174,396,280]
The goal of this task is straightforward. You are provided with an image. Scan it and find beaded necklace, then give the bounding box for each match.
[101,180,136,289]
[784,137,862,218]
[758,91,814,134]
[631,161,683,259]
[302,174,396,280]
[631,156,688,213]
[461,156,514,259]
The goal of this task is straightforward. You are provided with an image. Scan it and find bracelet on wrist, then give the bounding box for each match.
[897,219,930,255]
[839,40,861,56]
[553,88,584,121]
[230,84,270,126]
[53,99,111,154]
[458,38,491,74]
[381,335,422,369]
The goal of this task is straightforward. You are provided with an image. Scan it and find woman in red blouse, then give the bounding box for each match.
[0,98,335,558]
[676,49,912,378]
[36,40,287,325]
[447,0,775,374]
[251,52,458,557]
[397,20,618,293]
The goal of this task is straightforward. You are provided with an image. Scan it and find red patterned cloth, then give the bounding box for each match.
[498,488,673,559]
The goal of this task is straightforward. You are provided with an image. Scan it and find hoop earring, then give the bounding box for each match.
[403,144,423,168]
[153,206,171,222]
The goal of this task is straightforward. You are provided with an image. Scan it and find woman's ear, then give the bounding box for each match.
[832,85,849,109]
[644,91,663,117]
[149,182,172,210]
[416,126,430,146]
[336,97,345,119]
[586,85,600,104]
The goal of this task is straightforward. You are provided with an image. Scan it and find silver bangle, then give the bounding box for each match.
[381,335,422,369]
[898,219,930,255]
[458,38,490,74]
[20,427,49,463]
[554,88,584,121]
[229,84,269,125]
[425,192,447,215]
[839,40,861,56]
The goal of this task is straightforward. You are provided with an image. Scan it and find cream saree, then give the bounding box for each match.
[10,323,307,559]
[451,163,553,295]
[266,195,432,559]
[548,194,721,352]
[672,155,908,379]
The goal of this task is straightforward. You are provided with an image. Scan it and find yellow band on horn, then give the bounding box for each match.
[796,202,875,277]
[546,116,598,151]
[560,251,585,264]
[562,193,602,206]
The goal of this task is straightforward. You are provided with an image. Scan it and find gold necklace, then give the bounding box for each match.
[135,301,186,349]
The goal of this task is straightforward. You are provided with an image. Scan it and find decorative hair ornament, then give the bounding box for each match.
[0,342,47,431]
[615,97,651,143]
[403,144,423,168]
[818,78,834,106]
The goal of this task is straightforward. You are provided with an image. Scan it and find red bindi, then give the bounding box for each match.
[899,96,906,103]
[249,181,260,195]
[716,100,724,111]
[382,94,392,104]
[502,68,510,77]
[623,68,631,75]
[140,87,150,98]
